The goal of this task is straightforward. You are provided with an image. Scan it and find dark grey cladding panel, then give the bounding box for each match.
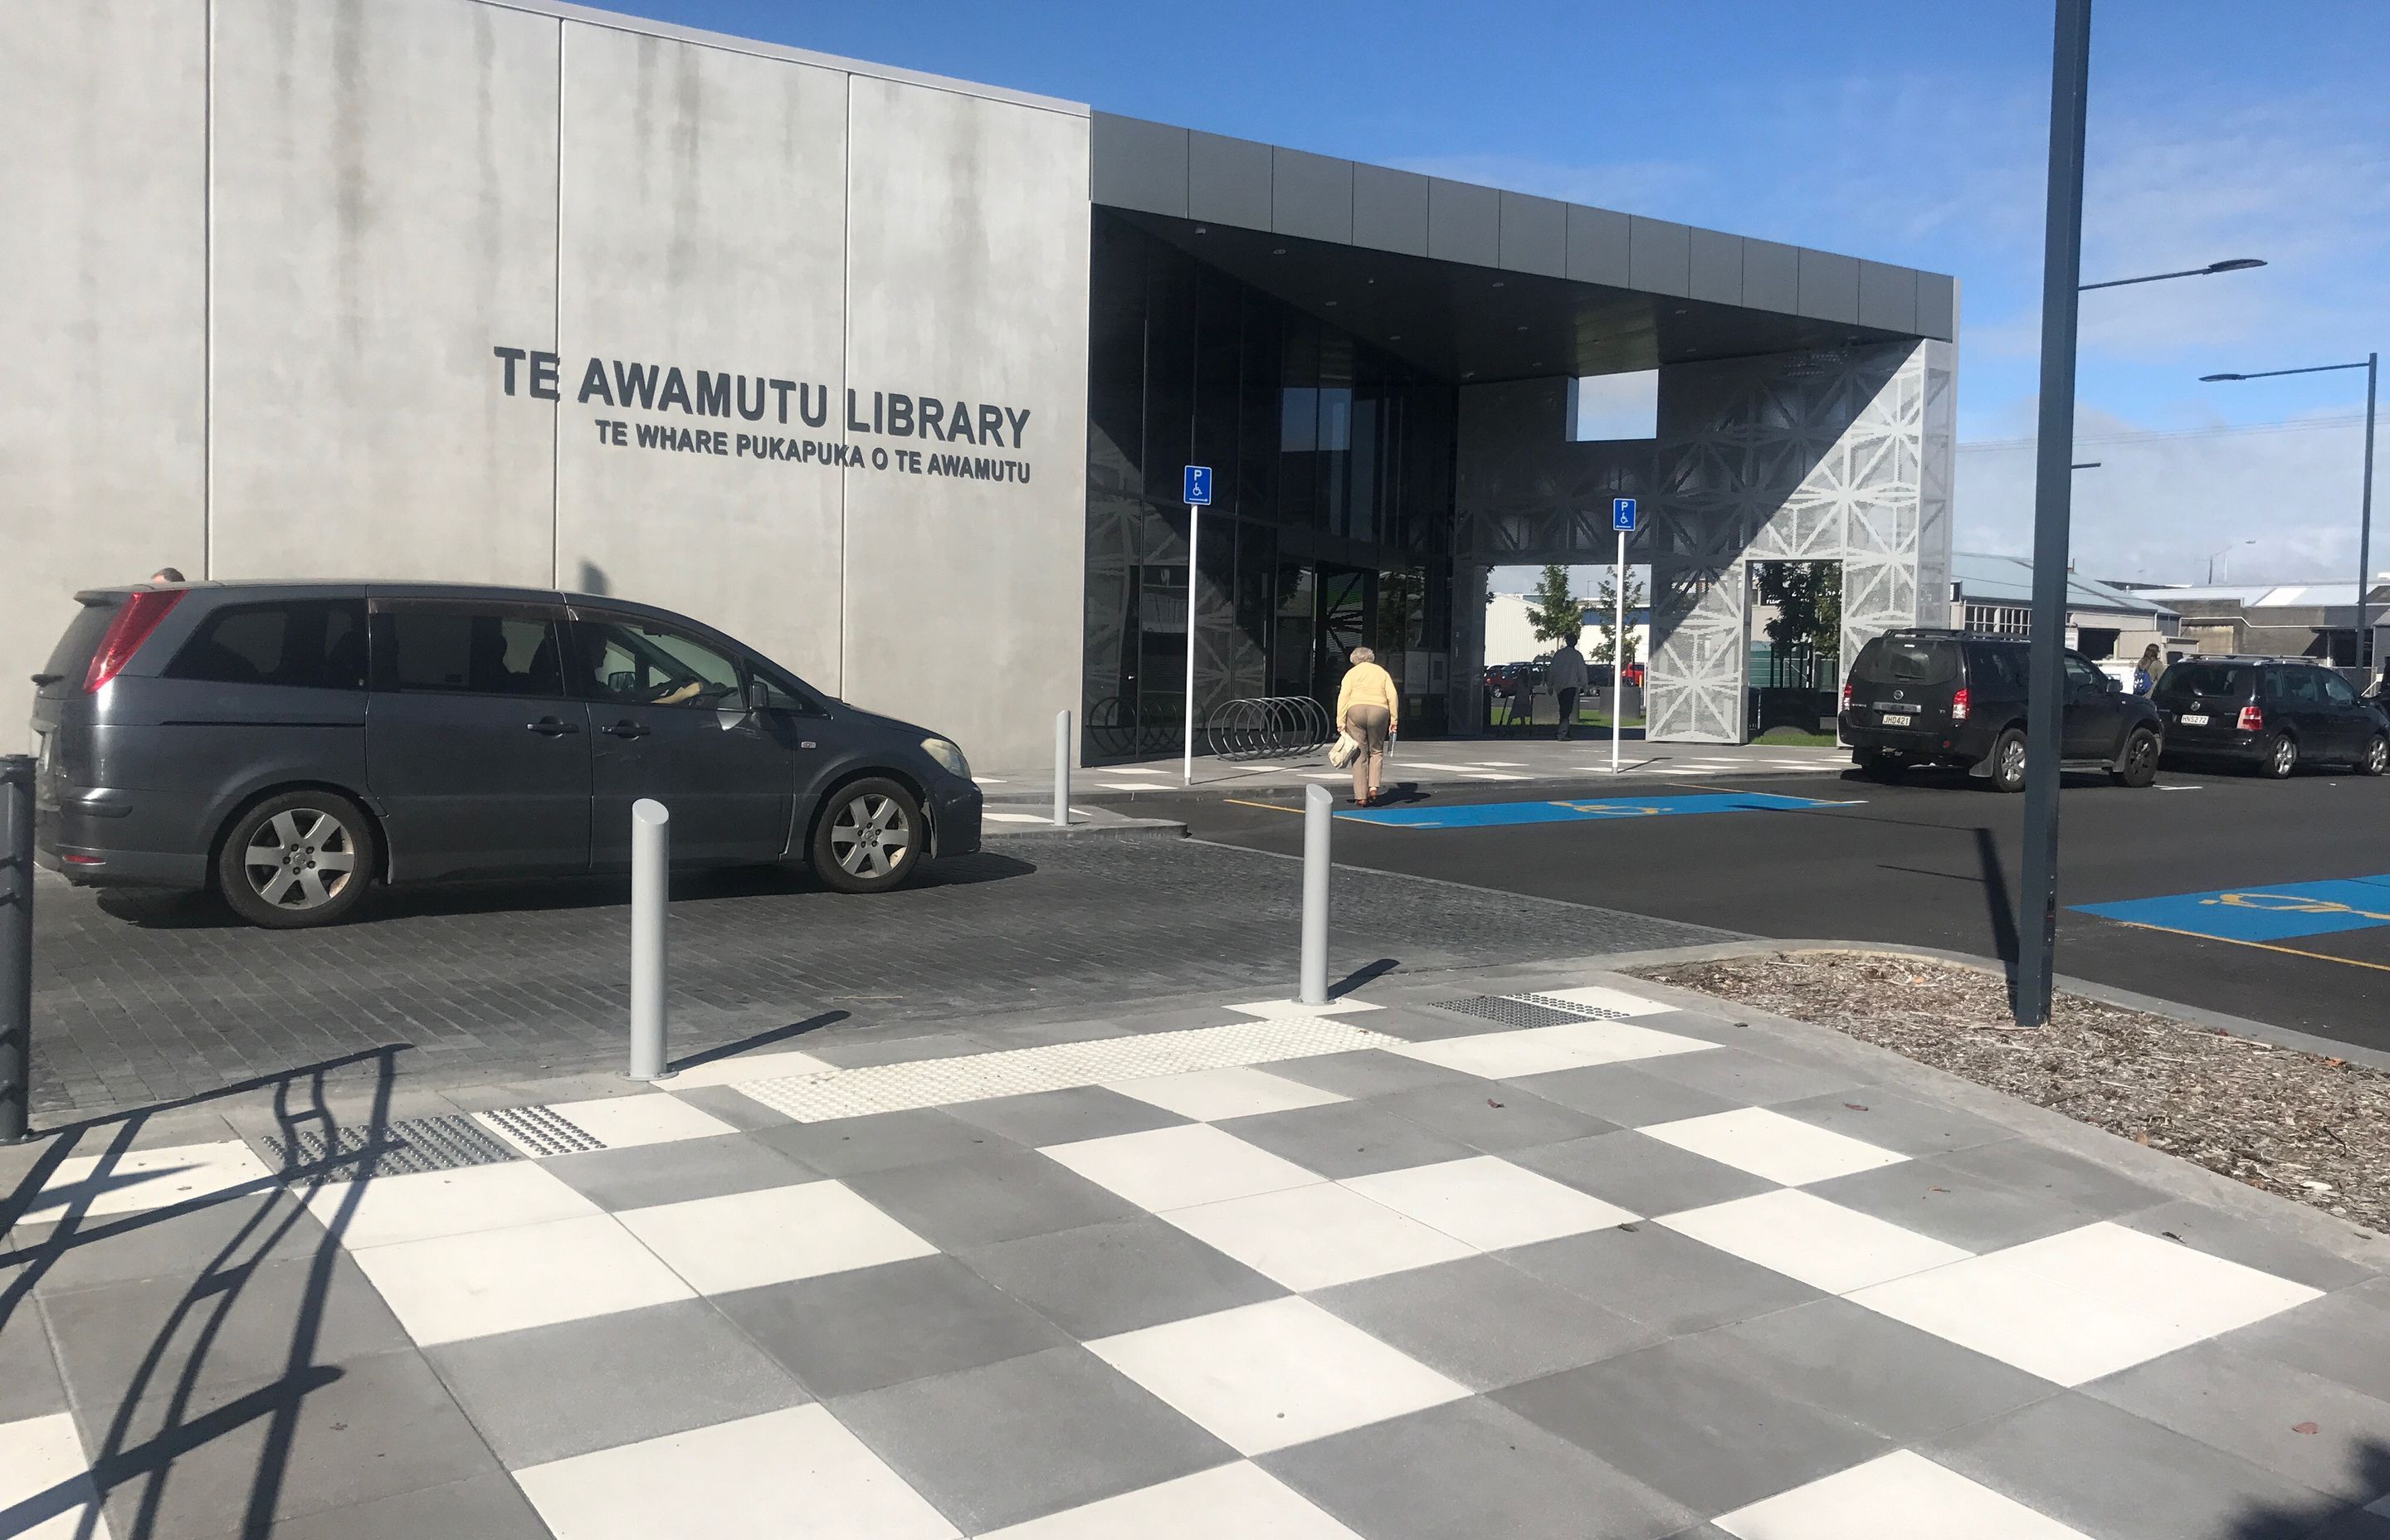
[1567,205,1632,286]
[1188,130,1274,230]
[1797,248,1861,324]
[1354,163,1430,256]
[1628,217,1690,297]
[1272,148,1354,244]
[1742,240,1800,314]
[1427,178,1502,267]
[1498,192,1568,278]
[1688,227,1744,306]
[1859,261,1919,334]
[1918,271,1958,340]
[1090,113,1190,218]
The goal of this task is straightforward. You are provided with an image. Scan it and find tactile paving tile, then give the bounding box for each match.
[257,1114,519,1179]
[476,1104,606,1157]
[1513,992,1631,1021]
[738,1016,1402,1123]
[1428,995,1594,1029]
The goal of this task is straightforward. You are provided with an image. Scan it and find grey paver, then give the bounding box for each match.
[715,1255,1070,1398]
[539,1133,817,1212]
[1263,1047,1481,1099]
[1264,1396,1695,1540]
[24,1190,328,1298]
[2112,1198,2378,1294]
[945,1085,1192,1146]
[423,1299,808,1469]
[0,1299,68,1422]
[841,1149,1141,1250]
[1703,1297,2054,1440]
[955,1216,1286,1341]
[44,1252,411,1416]
[1499,1223,1824,1337]
[1764,1083,2017,1156]
[2085,1341,2390,1505]
[254,1472,554,1540]
[1312,1255,1659,1391]
[829,1344,1236,1535]
[1507,1129,1778,1216]
[1933,1136,2171,1216]
[1632,1045,1865,1106]
[1506,1062,1744,1126]
[1216,1099,1478,1179]
[1924,1391,2344,1540]
[750,1108,1017,1177]
[2221,1283,2390,1403]
[1369,1081,1615,1153]
[1493,1336,1891,1516]
[1802,1153,2100,1251]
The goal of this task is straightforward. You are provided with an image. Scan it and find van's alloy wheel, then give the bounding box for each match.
[810,777,925,894]
[216,790,377,928]
[2363,735,2388,777]
[1988,730,2028,792]
[2114,729,2160,787]
[2264,733,2298,778]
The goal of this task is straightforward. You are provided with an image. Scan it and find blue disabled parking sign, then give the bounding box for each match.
[1612,496,1638,532]
[1183,465,1212,505]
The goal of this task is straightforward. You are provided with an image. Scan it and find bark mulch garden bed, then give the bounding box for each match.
[1631,951,2390,1236]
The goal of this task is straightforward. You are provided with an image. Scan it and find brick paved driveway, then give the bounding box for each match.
[27,839,1729,1118]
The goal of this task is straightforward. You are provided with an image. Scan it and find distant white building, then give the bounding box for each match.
[1485,591,1651,670]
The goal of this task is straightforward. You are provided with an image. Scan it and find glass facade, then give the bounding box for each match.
[1083,212,1458,761]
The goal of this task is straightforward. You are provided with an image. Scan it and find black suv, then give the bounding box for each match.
[1840,630,2164,791]
[31,581,983,927]
[2151,657,2388,777]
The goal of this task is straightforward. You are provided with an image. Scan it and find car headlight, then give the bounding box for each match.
[920,737,969,780]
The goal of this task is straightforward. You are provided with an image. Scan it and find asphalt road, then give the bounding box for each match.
[1117,759,2390,1055]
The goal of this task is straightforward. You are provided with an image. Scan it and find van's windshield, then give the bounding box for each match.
[2153,662,2254,700]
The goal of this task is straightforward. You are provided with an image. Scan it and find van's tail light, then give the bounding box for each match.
[81,589,184,694]
[1950,687,1970,723]
[1841,680,1852,709]
[2237,704,2264,733]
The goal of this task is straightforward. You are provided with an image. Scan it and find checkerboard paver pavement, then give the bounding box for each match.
[7,979,2390,1538]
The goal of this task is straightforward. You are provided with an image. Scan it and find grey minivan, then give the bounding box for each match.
[30,581,983,927]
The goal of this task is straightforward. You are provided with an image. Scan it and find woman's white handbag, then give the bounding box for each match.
[1327,731,1362,768]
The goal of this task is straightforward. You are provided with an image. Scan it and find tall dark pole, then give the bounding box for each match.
[2014,0,2093,1028]
[2361,352,2378,671]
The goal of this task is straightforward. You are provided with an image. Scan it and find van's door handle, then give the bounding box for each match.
[526,716,580,736]
[602,720,651,739]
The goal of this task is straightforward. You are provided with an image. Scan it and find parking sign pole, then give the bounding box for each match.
[1612,524,1627,775]
[1181,467,1212,787]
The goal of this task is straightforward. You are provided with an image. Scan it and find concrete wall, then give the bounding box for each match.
[0,0,208,751]
[0,0,1091,768]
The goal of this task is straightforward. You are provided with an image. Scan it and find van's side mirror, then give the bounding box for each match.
[2105,675,2122,694]
[744,680,771,714]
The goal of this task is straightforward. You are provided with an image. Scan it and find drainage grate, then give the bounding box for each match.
[1515,992,1630,1021]
[1429,996,1594,1029]
[478,1104,605,1157]
[260,1115,519,1180]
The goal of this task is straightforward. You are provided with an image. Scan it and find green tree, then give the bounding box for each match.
[1587,568,1646,665]
[1527,563,1582,645]
[1758,562,1842,654]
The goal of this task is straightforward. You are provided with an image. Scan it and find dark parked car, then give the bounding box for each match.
[1840,629,2164,792]
[30,581,982,927]
[2151,657,2388,777]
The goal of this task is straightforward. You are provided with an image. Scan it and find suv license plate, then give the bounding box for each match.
[2179,714,2208,726]
[1881,713,1913,727]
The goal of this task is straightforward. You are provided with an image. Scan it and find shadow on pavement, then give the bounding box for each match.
[0,1045,412,1538]
[668,1009,851,1075]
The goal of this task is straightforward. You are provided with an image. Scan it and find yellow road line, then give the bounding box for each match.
[2107,919,2390,975]
[1222,797,1305,815]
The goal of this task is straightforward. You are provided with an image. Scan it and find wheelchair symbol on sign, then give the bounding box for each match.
[1555,802,1664,818]
[2202,893,2390,923]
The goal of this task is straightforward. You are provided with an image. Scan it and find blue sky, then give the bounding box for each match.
[601,0,2386,586]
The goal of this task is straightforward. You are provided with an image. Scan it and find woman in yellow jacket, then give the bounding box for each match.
[1335,646,1399,806]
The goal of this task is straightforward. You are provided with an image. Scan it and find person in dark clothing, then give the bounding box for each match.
[1546,633,1590,739]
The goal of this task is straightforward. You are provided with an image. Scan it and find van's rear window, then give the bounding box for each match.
[41,598,120,684]
[2154,662,2253,699]
[1852,638,1961,687]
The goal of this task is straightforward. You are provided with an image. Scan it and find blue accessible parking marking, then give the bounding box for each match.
[2073,874,2390,943]
[1337,791,1858,830]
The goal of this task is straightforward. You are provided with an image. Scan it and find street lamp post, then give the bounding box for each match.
[2203,539,2255,586]
[2008,0,2267,1030]
[2201,355,2380,670]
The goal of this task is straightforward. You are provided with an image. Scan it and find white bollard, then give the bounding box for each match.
[1299,783,1331,1005]
[1054,709,1071,827]
[627,798,671,1080]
